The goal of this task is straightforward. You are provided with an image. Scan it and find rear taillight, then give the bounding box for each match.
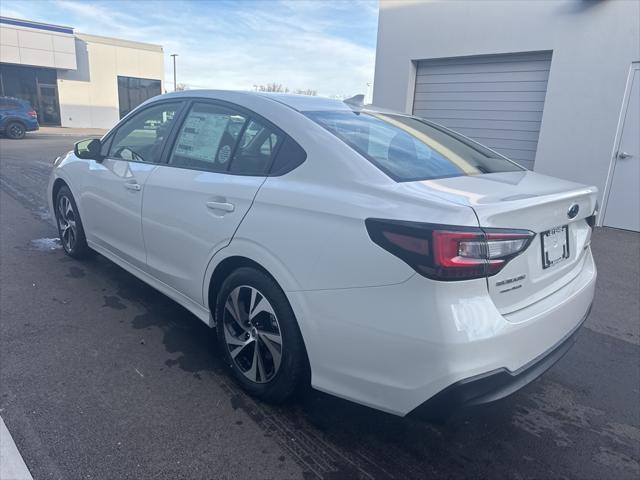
[366,219,534,281]
[28,110,37,118]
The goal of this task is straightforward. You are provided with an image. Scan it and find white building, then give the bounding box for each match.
[373,0,639,231]
[0,16,164,129]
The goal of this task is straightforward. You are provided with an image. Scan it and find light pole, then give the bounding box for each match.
[170,54,178,91]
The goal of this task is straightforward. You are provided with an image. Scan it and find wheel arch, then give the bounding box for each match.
[52,177,69,205]
[207,253,312,386]
[5,118,27,129]
[207,255,283,325]
[203,238,304,314]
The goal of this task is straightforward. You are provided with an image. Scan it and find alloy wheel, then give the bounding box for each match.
[9,123,24,138]
[222,285,283,384]
[57,195,77,251]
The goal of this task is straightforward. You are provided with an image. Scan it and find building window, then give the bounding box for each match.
[117,76,162,119]
[0,64,61,125]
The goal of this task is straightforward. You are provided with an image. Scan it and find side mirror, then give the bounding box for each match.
[74,138,103,161]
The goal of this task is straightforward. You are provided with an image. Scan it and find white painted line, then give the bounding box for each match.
[0,416,33,480]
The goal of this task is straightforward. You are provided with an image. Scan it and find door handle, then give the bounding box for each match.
[206,201,235,213]
[617,151,633,159]
[124,182,141,191]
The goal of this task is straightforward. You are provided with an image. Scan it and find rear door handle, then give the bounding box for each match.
[124,182,141,191]
[206,201,235,213]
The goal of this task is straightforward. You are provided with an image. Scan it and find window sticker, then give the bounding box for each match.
[174,112,231,163]
[218,144,232,164]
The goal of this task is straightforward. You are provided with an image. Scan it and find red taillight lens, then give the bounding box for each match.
[430,230,486,279]
[366,219,534,281]
[28,110,37,118]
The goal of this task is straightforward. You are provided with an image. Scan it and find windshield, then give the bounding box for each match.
[304,110,524,182]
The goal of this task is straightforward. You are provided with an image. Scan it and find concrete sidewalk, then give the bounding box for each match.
[35,126,108,137]
[0,417,33,480]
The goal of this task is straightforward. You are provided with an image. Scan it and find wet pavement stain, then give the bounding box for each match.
[102,295,127,310]
[66,266,85,279]
[52,297,70,305]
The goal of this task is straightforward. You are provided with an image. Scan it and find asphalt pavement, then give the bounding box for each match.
[1,133,638,480]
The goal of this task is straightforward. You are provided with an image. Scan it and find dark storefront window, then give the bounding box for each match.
[117,76,162,119]
[0,64,61,125]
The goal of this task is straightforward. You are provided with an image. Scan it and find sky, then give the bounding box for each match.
[0,0,379,98]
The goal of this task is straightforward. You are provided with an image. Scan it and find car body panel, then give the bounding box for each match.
[80,158,156,270]
[142,165,266,305]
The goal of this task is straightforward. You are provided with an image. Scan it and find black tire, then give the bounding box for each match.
[216,267,308,403]
[6,121,26,139]
[54,185,92,259]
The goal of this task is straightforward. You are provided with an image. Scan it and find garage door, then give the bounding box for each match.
[413,51,552,170]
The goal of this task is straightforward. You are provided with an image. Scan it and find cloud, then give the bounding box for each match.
[1,0,378,97]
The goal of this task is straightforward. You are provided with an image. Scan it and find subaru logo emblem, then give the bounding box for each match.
[568,204,580,219]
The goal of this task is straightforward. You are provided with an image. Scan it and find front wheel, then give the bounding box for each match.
[216,267,308,403]
[55,185,92,258]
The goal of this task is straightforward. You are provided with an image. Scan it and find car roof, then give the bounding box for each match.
[0,96,29,104]
[157,90,398,115]
[256,93,352,112]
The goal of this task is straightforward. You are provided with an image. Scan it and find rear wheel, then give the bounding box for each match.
[55,186,92,258]
[6,121,26,139]
[216,267,307,403]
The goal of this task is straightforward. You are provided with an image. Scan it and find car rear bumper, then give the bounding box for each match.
[408,303,591,419]
[287,248,596,416]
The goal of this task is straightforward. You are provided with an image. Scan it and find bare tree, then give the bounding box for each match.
[253,83,318,96]
[257,83,289,93]
[294,88,317,96]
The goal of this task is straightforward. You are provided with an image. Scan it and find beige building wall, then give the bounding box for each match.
[57,33,164,129]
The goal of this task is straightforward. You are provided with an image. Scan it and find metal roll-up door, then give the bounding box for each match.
[413,51,552,169]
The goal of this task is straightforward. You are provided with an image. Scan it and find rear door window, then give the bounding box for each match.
[229,119,282,175]
[0,100,19,111]
[169,103,247,172]
[268,136,307,176]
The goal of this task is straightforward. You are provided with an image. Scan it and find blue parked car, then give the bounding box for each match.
[0,97,40,139]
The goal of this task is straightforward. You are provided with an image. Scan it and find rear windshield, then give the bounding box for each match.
[304,110,523,182]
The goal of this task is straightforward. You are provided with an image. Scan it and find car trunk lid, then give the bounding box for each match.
[417,171,598,314]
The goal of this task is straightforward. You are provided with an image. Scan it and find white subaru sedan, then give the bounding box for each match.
[48,91,597,417]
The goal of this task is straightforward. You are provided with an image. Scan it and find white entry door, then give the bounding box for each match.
[604,64,640,232]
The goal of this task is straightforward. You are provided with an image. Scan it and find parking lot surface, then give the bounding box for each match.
[1,134,639,479]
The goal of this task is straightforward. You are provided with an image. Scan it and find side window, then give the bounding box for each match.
[169,103,247,172]
[229,119,282,175]
[108,102,181,163]
[269,136,307,175]
[0,100,18,111]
